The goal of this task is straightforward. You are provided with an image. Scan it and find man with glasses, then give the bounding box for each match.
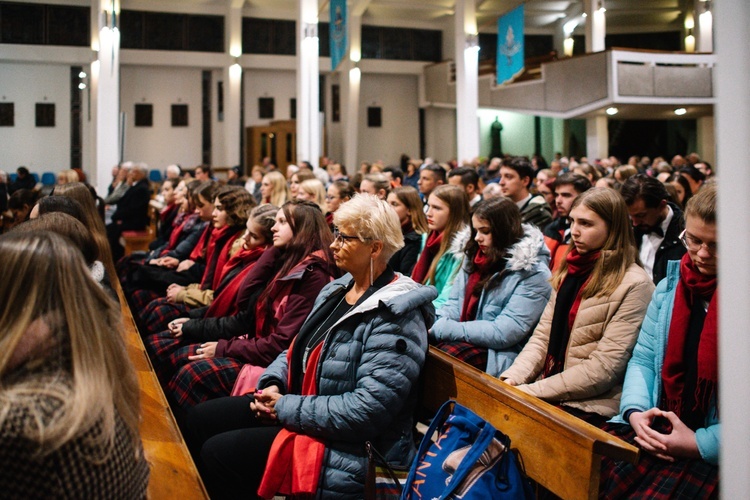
[621,174,686,284]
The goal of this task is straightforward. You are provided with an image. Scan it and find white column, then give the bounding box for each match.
[454,0,479,165]
[92,0,120,197]
[696,0,713,52]
[297,0,320,168]
[716,0,750,496]
[343,12,362,172]
[584,0,606,53]
[585,115,608,160]
[224,0,243,168]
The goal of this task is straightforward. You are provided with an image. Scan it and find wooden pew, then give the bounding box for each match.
[421,347,639,500]
[118,293,209,499]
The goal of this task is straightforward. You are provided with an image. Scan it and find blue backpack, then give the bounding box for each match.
[401,400,533,500]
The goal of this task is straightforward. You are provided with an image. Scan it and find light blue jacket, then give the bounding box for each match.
[257,273,437,498]
[611,260,720,465]
[432,225,552,377]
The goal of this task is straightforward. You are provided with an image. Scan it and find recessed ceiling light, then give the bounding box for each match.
[674,108,687,115]
[606,107,618,115]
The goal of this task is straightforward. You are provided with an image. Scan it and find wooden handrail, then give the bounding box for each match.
[421,347,638,500]
[118,288,209,499]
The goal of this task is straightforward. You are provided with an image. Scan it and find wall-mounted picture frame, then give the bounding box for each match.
[135,103,153,127]
[367,106,382,128]
[36,103,55,127]
[172,104,188,127]
[259,97,274,119]
[0,103,14,127]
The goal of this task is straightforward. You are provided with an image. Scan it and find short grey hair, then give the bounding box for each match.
[333,193,404,261]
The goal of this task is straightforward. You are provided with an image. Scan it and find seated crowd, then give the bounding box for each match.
[0,151,718,498]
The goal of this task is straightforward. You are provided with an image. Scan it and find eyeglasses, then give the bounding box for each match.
[333,228,370,245]
[679,230,717,256]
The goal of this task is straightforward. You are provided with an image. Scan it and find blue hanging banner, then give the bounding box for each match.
[330,0,348,71]
[496,4,525,86]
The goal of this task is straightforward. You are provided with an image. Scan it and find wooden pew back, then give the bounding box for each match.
[118,291,209,499]
[421,347,638,500]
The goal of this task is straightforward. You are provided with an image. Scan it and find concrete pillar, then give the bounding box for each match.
[91,0,120,196]
[297,0,320,168]
[343,12,362,172]
[224,0,243,169]
[716,0,750,494]
[585,115,608,160]
[454,0,479,165]
[553,18,566,57]
[584,0,606,53]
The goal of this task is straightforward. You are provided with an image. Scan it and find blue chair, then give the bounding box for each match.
[41,172,56,186]
[32,172,40,184]
[149,169,163,183]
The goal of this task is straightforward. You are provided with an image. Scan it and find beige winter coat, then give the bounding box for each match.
[500,263,654,417]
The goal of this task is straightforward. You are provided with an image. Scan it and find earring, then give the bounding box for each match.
[370,256,374,287]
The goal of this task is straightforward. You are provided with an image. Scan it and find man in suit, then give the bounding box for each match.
[107,163,151,262]
[621,174,686,284]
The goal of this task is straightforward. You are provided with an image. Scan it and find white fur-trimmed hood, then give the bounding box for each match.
[505,224,548,272]
[448,225,471,257]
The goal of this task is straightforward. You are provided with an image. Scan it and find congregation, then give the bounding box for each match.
[0,151,719,498]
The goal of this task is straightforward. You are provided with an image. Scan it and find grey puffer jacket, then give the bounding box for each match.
[257,273,437,499]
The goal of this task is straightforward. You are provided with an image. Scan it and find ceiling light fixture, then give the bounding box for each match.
[606,107,618,115]
[674,108,687,115]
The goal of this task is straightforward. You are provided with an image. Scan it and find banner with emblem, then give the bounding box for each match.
[330,0,347,71]
[496,4,525,86]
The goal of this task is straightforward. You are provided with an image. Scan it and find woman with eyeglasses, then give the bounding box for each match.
[600,185,718,498]
[145,200,337,409]
[501,188,654,419]
[184,194,436,499]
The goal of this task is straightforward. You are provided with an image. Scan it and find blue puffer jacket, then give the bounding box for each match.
[257,273,437,498]
[432,225,552,377]
[611,260,720,464]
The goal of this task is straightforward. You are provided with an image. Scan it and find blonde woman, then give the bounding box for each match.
[296,178,327,211]
[0,231,149,496]
[260,171,291,207]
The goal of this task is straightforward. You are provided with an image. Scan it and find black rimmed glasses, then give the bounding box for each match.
[333,228,371,245]
[679,229,717,256]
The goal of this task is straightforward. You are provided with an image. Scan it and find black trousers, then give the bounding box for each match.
[184,395,281,500]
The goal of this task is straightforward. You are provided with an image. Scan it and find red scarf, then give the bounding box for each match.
[200,226,243,290]
[189,224,212,261]
[159,202,179,223]
[411,230,443,284]
[542,248,599,378]
[205,245,268,318]
[662,252,718,420]
[460,250,490,321]
[257,339,326,498]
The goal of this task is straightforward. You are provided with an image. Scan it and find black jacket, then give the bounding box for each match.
[634,202,686,285]
[112,179,151,231]
[389,228,422,275]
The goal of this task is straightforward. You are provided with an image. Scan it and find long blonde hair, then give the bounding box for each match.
[551,188,640,298]
[263,171,291,207]
[0,231,141,455]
